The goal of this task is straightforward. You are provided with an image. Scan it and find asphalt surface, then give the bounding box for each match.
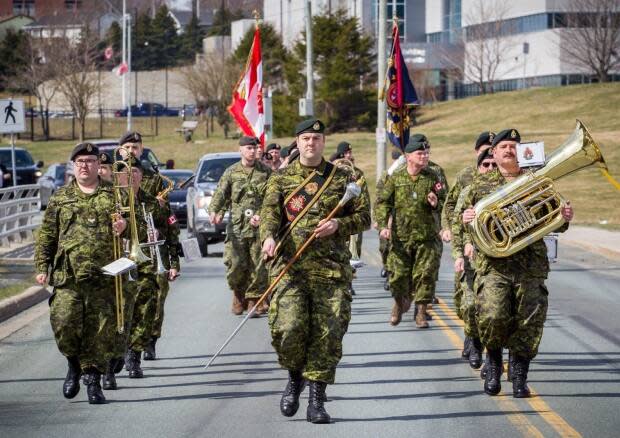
[1,231,619,437]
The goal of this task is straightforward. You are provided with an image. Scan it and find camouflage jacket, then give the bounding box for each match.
[140,167,166,199]
[35,179,117,285]
[260,159,371,282]
[441,165,475,230]
[373,170,389,224]
[459,169,568,278]
[208,161,272,238]
[135,189,181,272]
[375,166,446,243]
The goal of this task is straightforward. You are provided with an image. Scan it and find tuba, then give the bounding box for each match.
[470,120,607,258]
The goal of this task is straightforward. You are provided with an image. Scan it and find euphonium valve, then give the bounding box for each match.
[470,120,607,258]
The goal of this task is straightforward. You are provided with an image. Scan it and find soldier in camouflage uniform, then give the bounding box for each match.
[375,138,446,328]
[450,145,496,370]
[459,128,574,398]
[112,158,180,380]
[442,131,494,365]
[118,131,179,361]
[261,119,370,424]
[209,136,272,316]
[98,151,113,183]
[35,142,127,405]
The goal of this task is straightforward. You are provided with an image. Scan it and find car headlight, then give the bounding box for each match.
[35,170,42,178]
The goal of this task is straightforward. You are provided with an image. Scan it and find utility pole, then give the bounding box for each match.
[376,0,387,180]
[122,0,126,112]
[127,12,132,131]
[305,0,314,116]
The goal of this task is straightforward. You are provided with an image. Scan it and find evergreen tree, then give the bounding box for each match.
[133,12,157,70]
[0,30,29,91]
[208,7,244,36]
[179,13,205,63]
[151,5,181,68]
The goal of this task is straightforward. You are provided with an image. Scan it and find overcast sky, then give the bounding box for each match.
[168,0,191,10]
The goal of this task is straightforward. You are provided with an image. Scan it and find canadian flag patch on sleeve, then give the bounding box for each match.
[167,215,178,225]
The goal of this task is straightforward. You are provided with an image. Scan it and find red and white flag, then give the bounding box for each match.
[228,26,264,147]
[114,62,128,77]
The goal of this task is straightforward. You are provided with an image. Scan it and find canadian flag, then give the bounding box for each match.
[228,26,264,147]
[114,62,128,77]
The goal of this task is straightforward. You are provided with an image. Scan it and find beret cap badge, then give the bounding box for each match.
[313,122,320,131]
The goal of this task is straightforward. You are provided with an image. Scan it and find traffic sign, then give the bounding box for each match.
[0,99,25,134]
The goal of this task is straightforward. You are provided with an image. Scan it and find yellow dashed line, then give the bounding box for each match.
[433,298,582,438]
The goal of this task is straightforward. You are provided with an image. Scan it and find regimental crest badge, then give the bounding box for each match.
[305,182,318,195]
[489,132,495,143]
[523,147,534,160]
[87,144,92,152]
[313,122,320,131]
[511,129,517,139]
[286,194,306,221]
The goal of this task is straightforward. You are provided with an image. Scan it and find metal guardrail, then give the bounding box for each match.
[0,185,40,247]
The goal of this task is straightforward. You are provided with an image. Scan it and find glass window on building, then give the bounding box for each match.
[13,0,35,16]
[372,0,406,39]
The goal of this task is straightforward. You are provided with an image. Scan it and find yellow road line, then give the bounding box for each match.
[434,298,582,438]
[430,304,545,438]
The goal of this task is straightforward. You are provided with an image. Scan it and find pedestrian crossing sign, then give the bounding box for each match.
[0,99,25,134]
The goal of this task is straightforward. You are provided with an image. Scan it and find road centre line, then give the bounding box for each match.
[433,298,582,438]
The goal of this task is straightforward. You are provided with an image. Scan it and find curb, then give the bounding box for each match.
[0,286,51,324]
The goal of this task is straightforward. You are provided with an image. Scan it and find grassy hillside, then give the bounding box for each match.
[13,82,620,228]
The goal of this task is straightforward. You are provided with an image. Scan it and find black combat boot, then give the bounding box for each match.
[306,381,331,424]
[468,338,483,369]
[484,349,503,396]
[83,368,106,404]
[380,267,388,278]
[63,356,81,399]
[507,351,515,382]
[280,370,306,417]
[462,336,472,359]
[126,349,144,378]
[143,337,157,361]
[512,356,531,398]
[113,357,125,374]
[102,360,117,390]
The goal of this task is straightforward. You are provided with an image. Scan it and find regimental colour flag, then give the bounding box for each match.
[385,22,418,151]
[228,26,264,147]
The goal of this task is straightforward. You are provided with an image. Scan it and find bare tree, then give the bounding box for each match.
[559,0,620,82]
[52,34,101,142]
[437,0,515,94]
[9,37,60,140]
[179,54,239,136]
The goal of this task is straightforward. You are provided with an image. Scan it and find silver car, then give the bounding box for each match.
[186,152,240,256]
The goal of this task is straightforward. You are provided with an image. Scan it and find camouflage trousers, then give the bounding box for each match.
[459,266,478,338]
[453,271,463,319]
[224,233,267,299]
[152,275,170,339]
[269,277,352,384]
[387,239,440,304]
[379,236,390,267]
[49,277,116,373]
[128,271,158,352]
[476,269,549,360]
[349,233,363,260]
[111,278,139,359]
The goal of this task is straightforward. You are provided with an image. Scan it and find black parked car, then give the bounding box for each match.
[0,147,43,185]
[160,169,193,227]
[115,103,179,117]
[39,163,67,208]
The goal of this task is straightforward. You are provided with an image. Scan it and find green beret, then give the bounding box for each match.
[336,141,352,157]
[99,151,113,165]
[475,131,496,150]
[295,118,325,136]
[492,129,520,147]
[239,136,259,146]
[70,142,99,160]
[410,133,428,143]
[404,140,429,153]
[119,131,142,146]
[266,143,281,152]
[477,147,494,167]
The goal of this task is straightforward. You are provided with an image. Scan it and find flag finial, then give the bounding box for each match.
[253,10,260,28]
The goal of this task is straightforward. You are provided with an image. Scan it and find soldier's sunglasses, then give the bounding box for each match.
[481,161,497,168]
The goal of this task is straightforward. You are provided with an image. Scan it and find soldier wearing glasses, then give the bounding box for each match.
[35,142,127,405]
[209,136,272,316]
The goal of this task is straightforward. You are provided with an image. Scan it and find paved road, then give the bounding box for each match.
[1,232,619,437]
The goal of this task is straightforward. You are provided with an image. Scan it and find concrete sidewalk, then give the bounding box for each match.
[561,225,620,260]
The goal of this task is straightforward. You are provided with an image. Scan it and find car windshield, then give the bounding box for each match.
[55,164,66,179]
[197,158,239,183]
[161,171,193,189]
[0,150,34,167]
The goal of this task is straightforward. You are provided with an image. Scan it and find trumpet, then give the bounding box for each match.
[141,202,167,276]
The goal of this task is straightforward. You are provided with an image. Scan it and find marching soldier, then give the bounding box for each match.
[35,142,127,404]
[209,136,272,316]
[119,157,180,379]
[451,146,496,370]
[375,138,446,328]
[460,128,574,397]
[442,131,494,360]
[261,119,370,423]
[266,143,283,170]
[117,132,178,360]
[98,151,114,183]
